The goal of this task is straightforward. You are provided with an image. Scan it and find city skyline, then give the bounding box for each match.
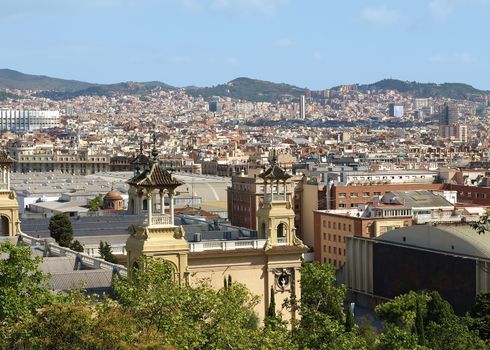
[1,0,490,90]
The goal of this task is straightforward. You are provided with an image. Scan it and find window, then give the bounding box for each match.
[343,223,346,231]
[333,222,336,229]
[348,224,352,232]
[363,192,370,197]
[339,192,346,198]
[322,220,326,228]
[339,204,346,208]
[333,247,337,254]
[328,221,331,228]
[344,249,346,256]
[374,192,381,196]
[333,259,337,266]
[350,192,358,198]
[323,232,326,240]
[328,246,331,253]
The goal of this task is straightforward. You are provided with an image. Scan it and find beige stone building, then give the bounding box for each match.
[126,148,307,321]
[0,151,20,236]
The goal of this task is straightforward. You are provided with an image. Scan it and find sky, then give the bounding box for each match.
[1,0,490,90]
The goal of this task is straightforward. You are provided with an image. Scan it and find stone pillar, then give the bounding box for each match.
[147,192,153,226]
[169,191,175,225]
[160,190,164,214]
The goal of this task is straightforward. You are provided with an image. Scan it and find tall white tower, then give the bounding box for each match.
[299,95,306,119]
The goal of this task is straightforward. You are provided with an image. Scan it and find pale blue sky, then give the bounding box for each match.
[1,0,489,89]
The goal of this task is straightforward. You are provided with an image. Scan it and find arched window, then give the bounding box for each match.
[142,199,148,211]
[277,223,285,238]
[0,216,9,236]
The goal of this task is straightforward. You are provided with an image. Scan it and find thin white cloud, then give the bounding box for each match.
[429,0,453,18]
[195,0,285,15]
[169,55,191,64]
[429,52,475,64]
[361,6,399,25]
[274,38,293,47]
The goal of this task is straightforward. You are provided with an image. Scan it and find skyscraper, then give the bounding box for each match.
[439,103,459,126]
[299,95,306,119]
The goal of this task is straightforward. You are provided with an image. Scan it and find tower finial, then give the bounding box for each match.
[271,149,277,165]
[151,133,159,164]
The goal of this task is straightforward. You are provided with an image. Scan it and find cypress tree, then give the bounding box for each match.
[345,305,355,332]
[415,298,425,345]
[267,286,276,319]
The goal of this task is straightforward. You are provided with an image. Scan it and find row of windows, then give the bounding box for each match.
[322,232,347,243]
[338,191,382,199]
[323,244,346,256]
[322,257,343,268]
[322,220,352,232]
[459,191,490,199]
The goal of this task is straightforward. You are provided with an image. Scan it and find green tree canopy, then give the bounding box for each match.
[48,213,73,247]
[0,241,52,345]
[98,241,117,263]
[88,194,104,212]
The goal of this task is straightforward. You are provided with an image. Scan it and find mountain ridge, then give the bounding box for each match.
[0,69,488,101]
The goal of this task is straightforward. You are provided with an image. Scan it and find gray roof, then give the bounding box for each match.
[376,224,490,259]
[388,190,453,209]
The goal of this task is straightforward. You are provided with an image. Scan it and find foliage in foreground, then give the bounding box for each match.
[0,241,489,349]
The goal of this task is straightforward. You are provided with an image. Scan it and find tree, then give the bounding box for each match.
[88,194,104,212]
[375,291,429,330]
[377,326,426,350]
[98,241,118,264]
[471,292,490,341]
[48,213,73,247]
[415,298,425,345]
[0,241,52,345]
[292,262,367,350]
[267,286,276,319]
[112,257,297,349]
[70,239,84,253]
[345,304,355,333]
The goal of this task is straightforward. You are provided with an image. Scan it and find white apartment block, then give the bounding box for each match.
[0,109,60,131]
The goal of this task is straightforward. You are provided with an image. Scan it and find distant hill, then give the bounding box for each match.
[186,77,307,102]
[358,79,489,99]
[0,69,96,92]
[35,81,176,100]
[0,91,21,101]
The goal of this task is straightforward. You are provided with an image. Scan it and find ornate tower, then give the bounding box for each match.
[256,158,306,321]
[0,151,19,236]
[256,159,298,246]
[125,140,188,282]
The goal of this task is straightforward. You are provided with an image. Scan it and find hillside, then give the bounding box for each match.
[359,79,489,99]
[35,81,176,100]
[0,91,21,101]
[186,77,307,102]
[0,69,96,92]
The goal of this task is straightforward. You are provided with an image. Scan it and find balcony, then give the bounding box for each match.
[140,213,173,226]
[189,239,267,252]
[264,193,287,203]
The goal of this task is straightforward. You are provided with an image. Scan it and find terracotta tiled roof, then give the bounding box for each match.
[258,164,291,180]
[0,151,15,164]
[127,163,183,188]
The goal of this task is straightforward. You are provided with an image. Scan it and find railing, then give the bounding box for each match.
[264,193,287,203]
[84,243,127,257]
[189,239,268,252]
[414,215,464,224]
[18,232,127,276]
[140,213,173,226]
[277,237,288,245]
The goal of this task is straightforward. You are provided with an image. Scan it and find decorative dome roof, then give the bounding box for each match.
[104,190,123,201]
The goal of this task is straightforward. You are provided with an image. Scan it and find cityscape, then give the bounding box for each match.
[2,1,490,349]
